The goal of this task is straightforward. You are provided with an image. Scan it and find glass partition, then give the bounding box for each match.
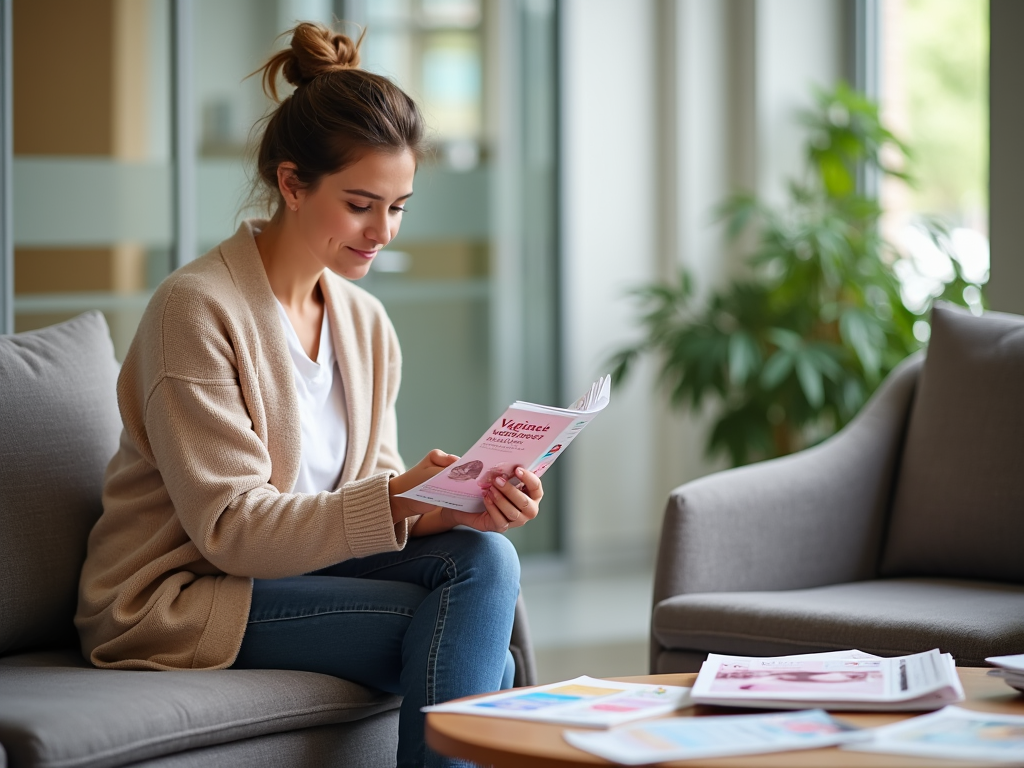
[12,0,173,359]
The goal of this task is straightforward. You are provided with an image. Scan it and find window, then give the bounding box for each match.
[880,0,989,324]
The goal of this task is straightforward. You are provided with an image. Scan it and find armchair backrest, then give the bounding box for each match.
[0,312,122,656]
[881,303,1024,584]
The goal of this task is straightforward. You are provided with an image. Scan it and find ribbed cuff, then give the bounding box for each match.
[341,471,401,558]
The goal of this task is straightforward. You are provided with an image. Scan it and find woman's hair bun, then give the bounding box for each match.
[260,22,364,101]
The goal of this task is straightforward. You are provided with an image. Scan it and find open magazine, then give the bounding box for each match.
[565,709,863,764]
[691,649,964,711]
[398,375,611,514]
[843,706,1024,762]
[421,675,690,729]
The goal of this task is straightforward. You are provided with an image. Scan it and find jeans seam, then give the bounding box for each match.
[248,607,416,625]
[422,553,458,708]
[338,551,455,580]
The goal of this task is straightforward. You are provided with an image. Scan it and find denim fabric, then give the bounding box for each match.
[233,529,521,767]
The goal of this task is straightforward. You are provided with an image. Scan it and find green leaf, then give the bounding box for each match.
[795,353,824,408]
[839,309,883,377]
[727,332,760,387]
[760,351,794,389]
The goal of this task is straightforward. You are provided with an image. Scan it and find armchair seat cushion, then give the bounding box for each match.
[653,578,1024,667]
[0,650,401,768]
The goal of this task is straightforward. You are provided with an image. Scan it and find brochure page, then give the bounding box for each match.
[422,675,690,729]
[398,376,610,513]
[691,649,964,711]
[843,706,1024,762]
[564,709,863,765]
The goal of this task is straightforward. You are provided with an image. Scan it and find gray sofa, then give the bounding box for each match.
[651,303,1024,673]
[0,311,536,768]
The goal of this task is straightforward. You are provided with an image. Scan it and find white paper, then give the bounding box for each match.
[844,705,1024,762]
[987,653,1024,673]
[422,675,690,728]
[690,649,963,711]
[565,709,863,765]
[397,376,610,514]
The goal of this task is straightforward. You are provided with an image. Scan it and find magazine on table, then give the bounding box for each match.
[564,709,864,765]
[690,648,964,711]
[421,675,690,729]
[843,705,1024,762]
[986,653,1024,693]
[397,375,611,514]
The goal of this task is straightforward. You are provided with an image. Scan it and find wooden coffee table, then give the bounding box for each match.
[426,668,1024,767]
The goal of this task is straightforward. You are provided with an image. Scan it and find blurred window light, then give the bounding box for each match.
[880,0,989,311]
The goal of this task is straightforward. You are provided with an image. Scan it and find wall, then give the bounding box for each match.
[558,0,844,570]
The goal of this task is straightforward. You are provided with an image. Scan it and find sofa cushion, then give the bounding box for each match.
[0,650,401,768]
[652,578,1024,666]
[880,303,1024,583]
[0,313,122,655]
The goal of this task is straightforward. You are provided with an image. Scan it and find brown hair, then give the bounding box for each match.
[249,22,424,213]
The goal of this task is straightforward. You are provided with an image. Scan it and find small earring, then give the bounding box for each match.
[290,204,297,211]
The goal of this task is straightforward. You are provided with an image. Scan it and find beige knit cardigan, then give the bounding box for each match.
[75,220,409,670]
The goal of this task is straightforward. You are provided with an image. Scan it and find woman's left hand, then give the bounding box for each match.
[411,467,543,537]
[463,467,543,533]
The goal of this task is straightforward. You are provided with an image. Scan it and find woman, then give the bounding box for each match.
[75,22,542,768]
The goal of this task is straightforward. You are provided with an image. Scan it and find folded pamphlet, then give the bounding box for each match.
[564,709,863,764]
[398,376,611,514]
[691,649,964,711]
[986,653,1024,693]
[421,675,690,729]
[843,705,1024,762]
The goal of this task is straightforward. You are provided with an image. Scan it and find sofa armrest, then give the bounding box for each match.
[509,594,537,687]
[653,352,923,608]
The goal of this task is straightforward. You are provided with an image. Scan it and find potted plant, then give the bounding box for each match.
[610,83,984,466]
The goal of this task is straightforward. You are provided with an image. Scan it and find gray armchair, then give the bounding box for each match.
[651,303,1024,673]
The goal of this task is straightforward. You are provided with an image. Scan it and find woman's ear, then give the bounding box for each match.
[276,162,303,212]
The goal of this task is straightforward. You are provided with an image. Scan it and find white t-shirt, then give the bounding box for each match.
[275,299,349,494]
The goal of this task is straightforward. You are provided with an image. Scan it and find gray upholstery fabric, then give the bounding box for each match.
[652,651,709,675]
[882,304,1024,583]
[652,352,922,610]
[0,650,401,768]
[653,578,1024,667]
[510,594,537,687]
[0,312,122,656]
[121,717,399,768]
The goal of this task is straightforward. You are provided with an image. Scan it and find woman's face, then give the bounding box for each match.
[292,148,416,280]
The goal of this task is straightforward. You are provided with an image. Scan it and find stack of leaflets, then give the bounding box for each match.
[843,706,1024,762]
[691,649,964,711]
[421,675,690,728]
[986,653,1024,693]
[564,709,863,764]
[398,375,610,514]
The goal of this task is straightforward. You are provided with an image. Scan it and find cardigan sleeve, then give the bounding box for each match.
[144,373,401,578]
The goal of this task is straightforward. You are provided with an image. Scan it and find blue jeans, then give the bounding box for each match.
[232,529,521,767]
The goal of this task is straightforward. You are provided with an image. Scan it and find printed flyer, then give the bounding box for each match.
[398,375,610,513]
[422,675,690,728]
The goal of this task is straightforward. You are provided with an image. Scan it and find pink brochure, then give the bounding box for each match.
[397,375,610,513]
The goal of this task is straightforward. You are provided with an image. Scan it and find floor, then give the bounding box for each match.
[519,560,654,684]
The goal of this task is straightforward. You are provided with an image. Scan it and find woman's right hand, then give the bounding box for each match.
[388,449,459,524]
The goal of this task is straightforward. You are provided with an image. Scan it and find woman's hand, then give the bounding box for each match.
[388,449,459,525]
[410,466,544,537]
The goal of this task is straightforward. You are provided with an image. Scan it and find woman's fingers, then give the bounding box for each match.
[481,491,511,531]
[514,467,544,500]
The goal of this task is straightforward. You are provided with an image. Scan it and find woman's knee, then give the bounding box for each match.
[444,532,520,585]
